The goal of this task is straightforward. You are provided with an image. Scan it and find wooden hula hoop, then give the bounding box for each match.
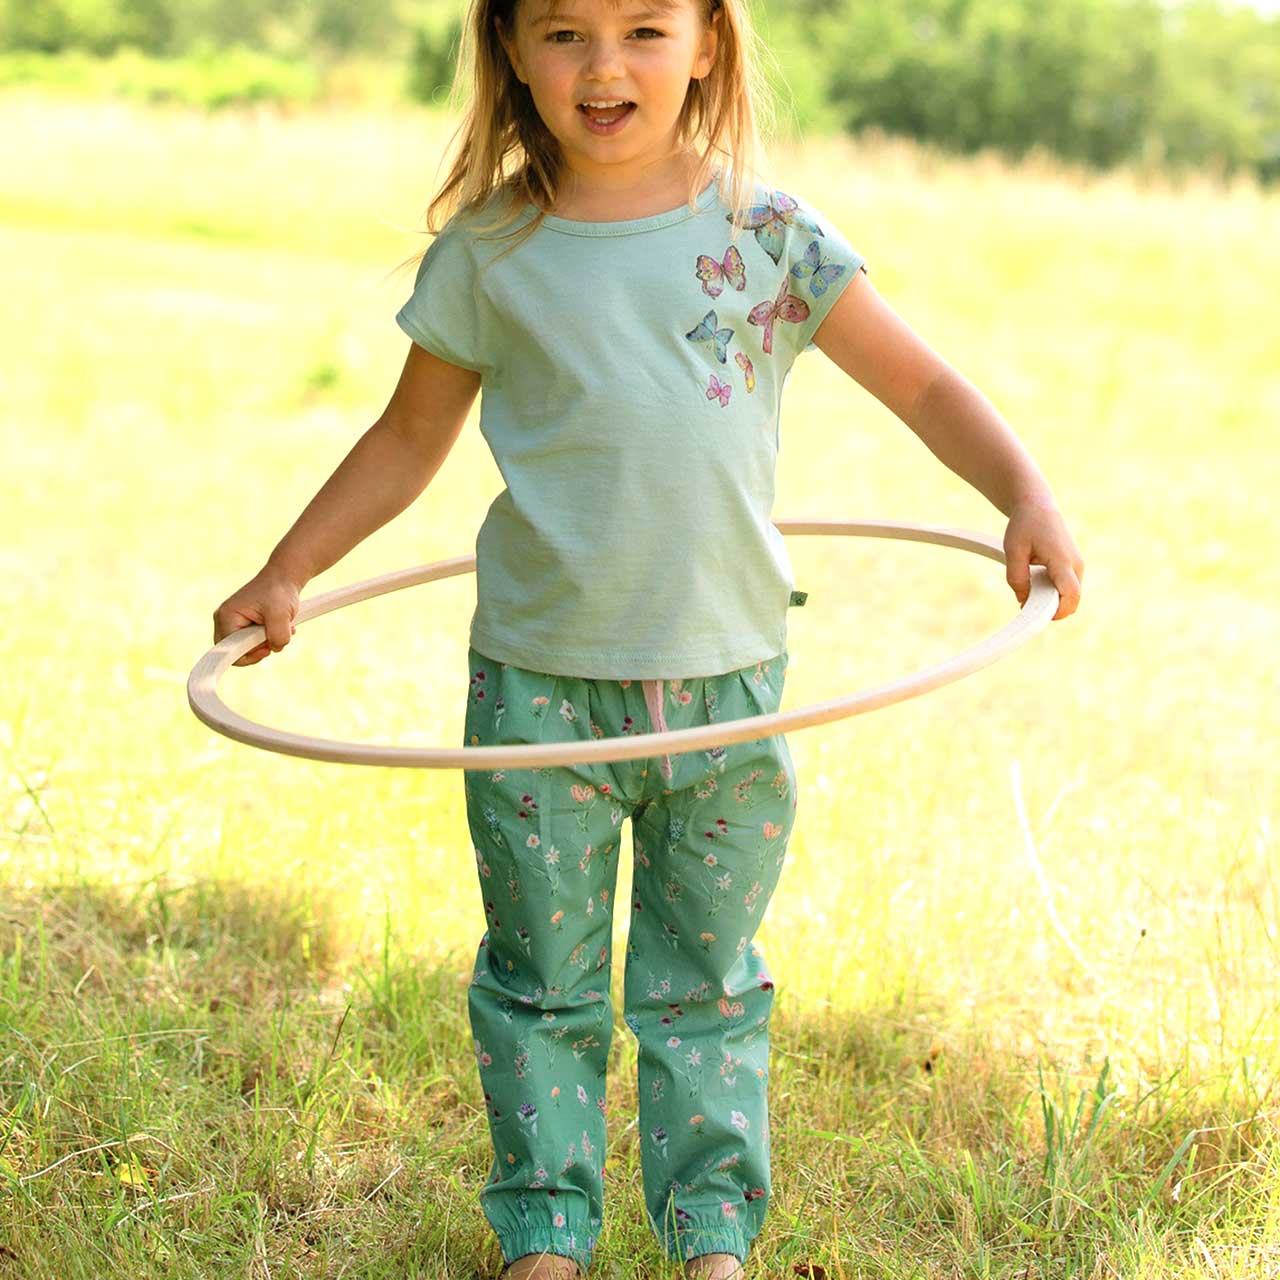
[189,519,1059,769]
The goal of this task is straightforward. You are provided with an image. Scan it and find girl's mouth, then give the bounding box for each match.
[577,101,636,135]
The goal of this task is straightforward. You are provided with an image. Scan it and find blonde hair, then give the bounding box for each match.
[405,0,783,265]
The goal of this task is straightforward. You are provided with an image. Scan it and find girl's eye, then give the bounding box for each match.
[546,27,664,41]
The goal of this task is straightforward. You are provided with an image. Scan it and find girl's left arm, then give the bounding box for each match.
[812,271,1084,622]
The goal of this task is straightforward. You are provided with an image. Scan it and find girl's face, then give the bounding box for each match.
[498,0,719,186]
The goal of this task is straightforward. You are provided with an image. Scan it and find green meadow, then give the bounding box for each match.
[2,88,1277,1276]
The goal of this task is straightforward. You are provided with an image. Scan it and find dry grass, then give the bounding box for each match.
[1,89,1277,1277]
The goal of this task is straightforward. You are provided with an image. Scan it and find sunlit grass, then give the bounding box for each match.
[1,89,1277,1277]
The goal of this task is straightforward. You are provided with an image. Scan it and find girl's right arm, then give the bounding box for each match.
[212,342,481,666]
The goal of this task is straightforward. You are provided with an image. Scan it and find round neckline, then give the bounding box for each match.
[533,174,722,237]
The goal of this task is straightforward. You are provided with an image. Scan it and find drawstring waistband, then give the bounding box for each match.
[641,678,675,780]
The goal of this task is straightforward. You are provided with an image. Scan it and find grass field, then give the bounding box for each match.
[1,88,1278,1277]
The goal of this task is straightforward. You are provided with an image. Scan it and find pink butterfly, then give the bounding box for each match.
[695,245,746,298]
[747,275,810,355]
[706,373,732,407]
[734,350,756,393]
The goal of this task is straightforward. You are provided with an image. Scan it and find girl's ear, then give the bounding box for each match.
[495,15,528,85]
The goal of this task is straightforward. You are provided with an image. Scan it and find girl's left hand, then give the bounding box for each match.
[1003,495,1084,621]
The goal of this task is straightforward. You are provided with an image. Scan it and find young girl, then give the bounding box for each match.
[213,0,1084,1275]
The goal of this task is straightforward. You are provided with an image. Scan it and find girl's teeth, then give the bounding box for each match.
[580,101,633,124]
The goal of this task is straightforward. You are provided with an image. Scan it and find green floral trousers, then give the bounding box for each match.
[461,645,798,1270]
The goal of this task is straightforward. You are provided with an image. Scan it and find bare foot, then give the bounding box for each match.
[683,1253,745,1279]
[499,1250,585,1279]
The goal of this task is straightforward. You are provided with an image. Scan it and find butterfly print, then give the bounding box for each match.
[685,309,734,364]
[695,244,747,298]
[790,239,848,297]
[706,374,732,407]
[727,189,824,265]
[747,276,810,355]
[734,350,756,393]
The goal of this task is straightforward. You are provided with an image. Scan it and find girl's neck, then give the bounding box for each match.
[548,154,710,222]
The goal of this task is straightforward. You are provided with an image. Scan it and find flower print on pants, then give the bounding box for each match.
[461,644,798,1270]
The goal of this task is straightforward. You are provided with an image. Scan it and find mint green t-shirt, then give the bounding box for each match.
[395,174,868,679]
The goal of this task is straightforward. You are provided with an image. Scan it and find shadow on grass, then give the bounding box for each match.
[0,876,1269,1279]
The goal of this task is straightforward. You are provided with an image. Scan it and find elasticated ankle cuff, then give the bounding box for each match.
[497,1226,594,1272]
[656,1215,749,1263]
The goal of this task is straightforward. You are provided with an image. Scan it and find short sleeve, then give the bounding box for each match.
[774,191,869,361]
[395,218,489,375]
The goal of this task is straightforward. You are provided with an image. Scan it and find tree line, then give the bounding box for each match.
[3,0,1277,183]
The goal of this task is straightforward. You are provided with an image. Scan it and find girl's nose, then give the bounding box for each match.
[581,41,627,81]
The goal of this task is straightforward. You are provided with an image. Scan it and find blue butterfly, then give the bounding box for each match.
[726,189,823,266]
[684,309,734,364]
[790,239,848,297]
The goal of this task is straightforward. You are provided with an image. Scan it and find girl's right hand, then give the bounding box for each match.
[213,564,303,667]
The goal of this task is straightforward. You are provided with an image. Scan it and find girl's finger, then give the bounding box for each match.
[1005,543,1031,601]
[1050,562,1082,619]
[235,642,269,666]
